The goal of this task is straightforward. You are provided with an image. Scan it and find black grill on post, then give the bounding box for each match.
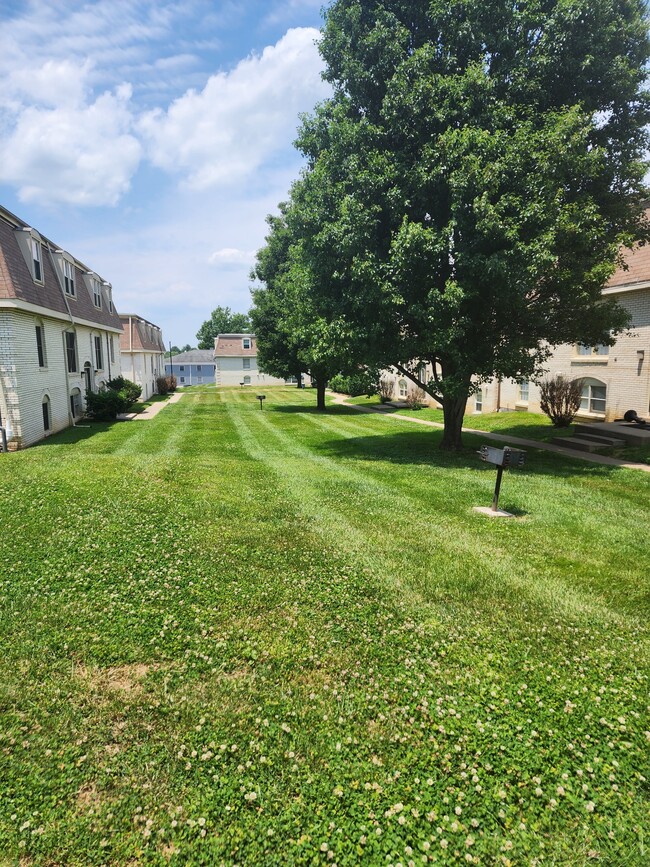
[477,445,526,515]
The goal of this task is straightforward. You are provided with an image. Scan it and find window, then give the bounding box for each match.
[180,376,185,383]
[35,325,46,367]
[242,337,251,349]
[91,277,101,307]
[65,332,77,373]
[31,239,43,282]
[243,375,251,385]
[197,376,203,383]
[475,388,483,412]
[518,379,529,402]
[577,344,609,357]
[398,379,407,398]
[179,365,185,372]
[63,260,75,296]
[106,285,113,313]
[580,380,606,414]
[70,388,82,418]
[243,358,251,370]
[197,365,202,372]
[42,396,51,432]
[94,335,103,370]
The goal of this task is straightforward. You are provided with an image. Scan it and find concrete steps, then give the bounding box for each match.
[552,430,625,452]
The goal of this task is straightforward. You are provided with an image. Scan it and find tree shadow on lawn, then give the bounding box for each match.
[270,404,365,416]
[316,427,621,480]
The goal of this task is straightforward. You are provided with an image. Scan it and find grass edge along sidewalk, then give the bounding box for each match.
[330,392,650,473]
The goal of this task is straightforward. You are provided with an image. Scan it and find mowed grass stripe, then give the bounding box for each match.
[224,391,642,631]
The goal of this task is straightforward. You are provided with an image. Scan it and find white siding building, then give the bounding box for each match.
[214,333,290,387]
[119,315,165,401]
[0,205,123,449]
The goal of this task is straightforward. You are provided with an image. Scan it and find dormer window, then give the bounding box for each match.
[105,285,113,313]
[63,260,75,296]
[242,337,251,350]
[31,238,43,282]
[91,277,102,308]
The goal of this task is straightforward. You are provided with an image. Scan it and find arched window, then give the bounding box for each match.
[70,388,82,419]
[243,375,251,385]
[42,395,51,432]
[398,379,407,398]
[580,378,606,414]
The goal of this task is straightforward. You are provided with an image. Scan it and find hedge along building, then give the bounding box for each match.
[119,315,166,401]
[0,205,123,449]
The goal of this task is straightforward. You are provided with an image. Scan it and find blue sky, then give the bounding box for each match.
[0,0,332,347]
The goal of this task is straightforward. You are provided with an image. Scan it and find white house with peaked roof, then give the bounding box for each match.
[119,314,165,401]
[213,333,291,387]
[0,204,123,449]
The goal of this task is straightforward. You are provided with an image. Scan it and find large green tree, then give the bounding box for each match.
[196,306,251,349]
[293,0,650,448]
[251,204,362,409]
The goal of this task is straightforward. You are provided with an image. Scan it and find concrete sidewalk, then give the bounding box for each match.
[118,390,184,421]
[330,393,650,474]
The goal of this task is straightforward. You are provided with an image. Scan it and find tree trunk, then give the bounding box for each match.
[296,372,302,389]
[440,393,468,450]
[316,379,327,410]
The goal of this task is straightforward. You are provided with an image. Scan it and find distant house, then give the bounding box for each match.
[119,315,165,401]
[213,333,291,387]
[165,349,215,386]
[0,204,123,449]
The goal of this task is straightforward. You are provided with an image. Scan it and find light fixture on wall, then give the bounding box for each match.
[637,349,645,358]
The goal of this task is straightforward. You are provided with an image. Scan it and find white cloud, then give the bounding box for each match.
[208,247,255,265]
[138,27,329,189]
[0,86,142,206]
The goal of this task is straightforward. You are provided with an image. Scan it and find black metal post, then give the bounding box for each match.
[491,466,504,512]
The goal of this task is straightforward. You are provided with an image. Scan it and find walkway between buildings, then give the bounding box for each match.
[118,390,184,421]
[330,393,650,474]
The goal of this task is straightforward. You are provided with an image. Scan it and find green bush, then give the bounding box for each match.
[107,376,142,404]
[85,388,131,420]
[329,371,377,397]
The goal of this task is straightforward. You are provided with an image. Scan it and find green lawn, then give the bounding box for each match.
[1,387,648,865]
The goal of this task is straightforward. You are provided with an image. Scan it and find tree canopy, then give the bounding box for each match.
[286,0,650,447]
[196,306,251,349]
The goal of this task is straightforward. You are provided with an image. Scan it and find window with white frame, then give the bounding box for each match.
[63,260,75,296]
[94,335,103,370]
[65,331,77,373]
[42,396,51,431]
[243,375,251,385]
[242,337,251,349]
[106,285,113,312]
[243,358,251,370]
[580,379,606,414]
[475,388,483,412]
[31,239,43,282]
[197,365,202,372]
[518,379,529,402]
[91,277,101,307]
[577,344,609,357]
[70,388,82,418]
[398,379,407,398]
[35,324,46,367]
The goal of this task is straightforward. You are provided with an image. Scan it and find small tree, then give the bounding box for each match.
[539,376,585,427]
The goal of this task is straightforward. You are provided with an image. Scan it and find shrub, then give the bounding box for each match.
[539,375,584,427]
[405,389,426,410]
[329,371,377,397]
[378,378,394,403]
[85,388,131,420]
[157,375,177,395]
[107,376,142,404]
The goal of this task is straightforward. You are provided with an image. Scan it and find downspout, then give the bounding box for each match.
[129,316,135,383]
[106,332,112,381]
[47,245,76,427]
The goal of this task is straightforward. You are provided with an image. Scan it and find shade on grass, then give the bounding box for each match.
[0,387,648,865]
